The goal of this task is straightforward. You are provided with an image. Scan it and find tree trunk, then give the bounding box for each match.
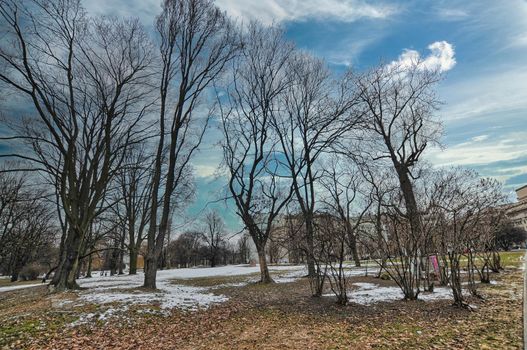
[210,250,216,268]
[449,254,468,308]
[119,233,125,275]
[129,246,138,275]
[349,233,361,267]
[257,246,273,283]
[86,253,93,278]
[491,251,501,272]
[395,166,421,239]
[376,257,386,278]
[75,259,82,280]
[10,271,19,282]
[144,257,157,289]
[305,218,316,277]
[51,227,83,290]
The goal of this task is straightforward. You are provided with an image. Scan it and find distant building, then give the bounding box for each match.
[506,185,527,232]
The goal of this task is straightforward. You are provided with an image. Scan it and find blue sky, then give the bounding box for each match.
[33,0,527,229]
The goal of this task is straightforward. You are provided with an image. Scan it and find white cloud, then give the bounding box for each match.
[215,0,398,24]
[391,41,456,73]
[194,164,219,178]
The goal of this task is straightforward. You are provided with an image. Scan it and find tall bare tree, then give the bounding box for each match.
[0,0,154,290]
[271,52,360,278]
[220,23,293,283]
[143,0,238,288]
[352,62,442,299]
[113,145,155,274]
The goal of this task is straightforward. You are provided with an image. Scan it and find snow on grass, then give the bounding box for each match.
[273,267,307,283]
[324,282,453,305]
[0,283,43,293]
[344,267,380,277]
[69,306,130,327]
[76,264,306,312]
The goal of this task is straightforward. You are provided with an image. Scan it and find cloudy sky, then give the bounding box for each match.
[84,0,527,229]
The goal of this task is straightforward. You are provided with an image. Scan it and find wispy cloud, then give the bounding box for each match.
[436,8,469,21]
[453,0,527,52]
[326,36,381,67]
[84,0,399,26]
[215,0,399,24]
[440,69,527,121]
[83,0,160,25]
[425,131,527,187]
[428,132,527,166]
[471,135,489,142]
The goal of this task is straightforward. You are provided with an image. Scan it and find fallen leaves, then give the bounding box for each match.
[0,267,523,350]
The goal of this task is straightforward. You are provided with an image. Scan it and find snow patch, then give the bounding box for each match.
[0,283,43,293]
[324,282,453,305]
[75,264,306,313]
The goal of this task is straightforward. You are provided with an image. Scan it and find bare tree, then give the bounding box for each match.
[201,210,227,267]
[320,156,371,267]
[429,168,505,307]
[0,170,56,282]
[236,232,251,264]
[271,52,360,279]
[143,0,238,289]
[352,61,442,299]
[220,23,293,283]
[113,145,155,274]
[360,162,427,300]
[315,213,347,304]
[0,1,154,289]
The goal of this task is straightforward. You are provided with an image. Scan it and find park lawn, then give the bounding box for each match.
[499,250,524,267]
[0,251,524,350]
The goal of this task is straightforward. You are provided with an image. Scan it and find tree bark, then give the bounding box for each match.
[305,217,316,277]
[257,246,273,283]
[144,257,157,289]
[51,227,83,290]
[86,253,93,278]
[349,233,361,267]
[129,246,138,275]
[119,233,125,275]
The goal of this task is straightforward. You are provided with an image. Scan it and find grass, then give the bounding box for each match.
[499,250,524,267]
[0,250,524,349]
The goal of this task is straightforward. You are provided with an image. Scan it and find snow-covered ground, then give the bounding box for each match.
[75,264,307,311]
[0,283,43,293]
[1,264,462,320]
[324,282,453,304]
[75,264,382,311]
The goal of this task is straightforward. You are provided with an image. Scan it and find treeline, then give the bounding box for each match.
[0,0,524,309]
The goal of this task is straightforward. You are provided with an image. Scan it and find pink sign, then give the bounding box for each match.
[430,255,439,274]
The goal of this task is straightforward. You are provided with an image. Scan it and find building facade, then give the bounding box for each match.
[506,185,527,232]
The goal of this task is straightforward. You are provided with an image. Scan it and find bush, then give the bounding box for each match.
[19,264,43,281]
